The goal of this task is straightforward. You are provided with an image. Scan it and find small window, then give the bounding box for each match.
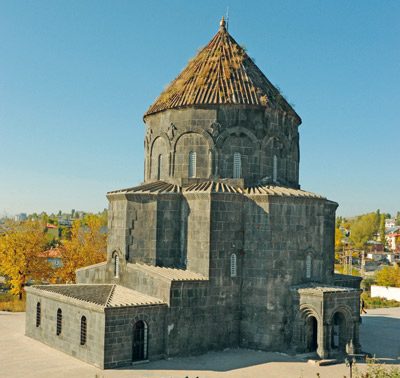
[56,308,62,336]
[306,254,312,279]
[36,302,41,327]
[188,151,197,178]
[80,316,87,345]
[113,253,120,278]
[273,155,278,182]
[233,153,241,179]
[230,253,237,277]
[157,154,162,180]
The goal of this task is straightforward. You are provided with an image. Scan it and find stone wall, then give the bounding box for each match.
[104,305,167,368]
[25,290,105,368]
[239,195,337,351]
[144,106,300,187]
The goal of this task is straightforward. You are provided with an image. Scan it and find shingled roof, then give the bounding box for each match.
[29,284,165,308]
[144,17,300,121]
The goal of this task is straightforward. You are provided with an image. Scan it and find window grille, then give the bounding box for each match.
[273,155,278,182]
[230,253,237,277]
[113,253,119,278]
[80,316,87,345]
[306,254,312,279]
[233,153,241,179]
[188,151,197,178]
[36,302,41,327]
[56,308,62,336]
[157,154,162,180]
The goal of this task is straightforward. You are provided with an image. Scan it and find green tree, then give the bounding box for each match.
[350,213,379,249]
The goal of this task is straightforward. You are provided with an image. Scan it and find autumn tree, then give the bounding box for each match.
[0,220,52,299]
[375,265,400,288]
[57,214,107,283]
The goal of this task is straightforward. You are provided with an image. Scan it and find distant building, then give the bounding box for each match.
[385,219,396,229]
[14,213,27,222]
[38,248,63,268]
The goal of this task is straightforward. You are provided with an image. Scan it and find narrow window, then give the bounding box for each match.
[188,151,197,178]
[306,254,312,279]
[233,153,241,179]
[113,253,119,278]
[36,302,41,327]
[273,155,278,182]
[230,253,237,277]
[157,154,162,180]
[56,308,62,336]
[80,316,87,345]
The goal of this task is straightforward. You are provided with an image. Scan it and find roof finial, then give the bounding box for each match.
[219,16,226,30]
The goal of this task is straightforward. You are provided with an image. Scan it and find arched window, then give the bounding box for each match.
[113,252,119,278]
[233,153,241,179]
[188,151,197,178]
[36,302,41,327]
[230,253,237,277]
[306,254,312,279]
[80,316,87,346]
[157,154,162,180]
[273,155,278,182]
[132,320,148,362]
[56,308,62,336]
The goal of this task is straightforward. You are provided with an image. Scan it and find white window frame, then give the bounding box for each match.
[230,253,237,277]
[306,254,312,279]
[233,152,241,179]
[188,151,197,178]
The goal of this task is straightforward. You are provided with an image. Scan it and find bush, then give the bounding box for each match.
[0,292,26,312]
[361,291,400,309]
[355,360,400,377]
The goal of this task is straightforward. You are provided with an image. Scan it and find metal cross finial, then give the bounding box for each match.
[219,16,226,30]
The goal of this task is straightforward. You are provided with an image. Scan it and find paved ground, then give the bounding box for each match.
[1,308,400,378]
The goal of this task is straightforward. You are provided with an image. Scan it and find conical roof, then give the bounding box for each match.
[144,18,300,121]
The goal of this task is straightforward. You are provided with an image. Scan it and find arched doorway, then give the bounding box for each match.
[331,312,347,352]
[306,316,318,352]
[132,320,148,362]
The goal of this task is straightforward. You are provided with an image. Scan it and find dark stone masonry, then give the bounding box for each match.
[25,18,361,369]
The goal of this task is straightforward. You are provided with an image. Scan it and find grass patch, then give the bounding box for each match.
[0,292,26,312]
[362,291,400,309]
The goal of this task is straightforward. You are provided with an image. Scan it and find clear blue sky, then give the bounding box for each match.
[0,1,399,217]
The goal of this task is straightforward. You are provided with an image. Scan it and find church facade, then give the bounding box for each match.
[25,18,362,369]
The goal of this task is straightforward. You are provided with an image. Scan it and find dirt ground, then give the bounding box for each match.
[1,308,400,378]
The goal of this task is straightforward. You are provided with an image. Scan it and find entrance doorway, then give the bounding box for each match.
[306,316,318,352]
[132,320,148,362]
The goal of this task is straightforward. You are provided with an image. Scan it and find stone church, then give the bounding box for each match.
[26,18,362,369]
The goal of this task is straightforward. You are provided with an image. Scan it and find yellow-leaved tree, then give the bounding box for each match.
[0,220,52,299]
[375,265,400,288]
[57,214,107,283]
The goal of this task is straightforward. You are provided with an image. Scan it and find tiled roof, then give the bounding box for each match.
[108,181,181,195]
[106,285,164,307]
[184,181,242,194]
[129,263,208,281]
[30,284,165,308]
[108,180,325,199]
[243,185,325,198]
[144,18,300,121]
[32,284,113,306]
[296,283,359,293]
